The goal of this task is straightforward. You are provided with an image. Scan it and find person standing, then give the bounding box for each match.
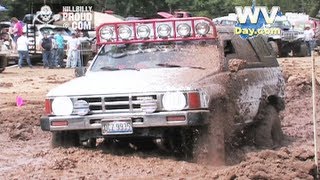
[40,33,53,68]
[17,31,32,68]
[54,30,65,68]
[66,33,80,68]
[10,17,23,52]
[304,25,315,56]
[50,32,57,67]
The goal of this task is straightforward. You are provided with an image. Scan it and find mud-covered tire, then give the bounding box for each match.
[297,43,308,57]
[269,41,279,56]
[81,138,96,148]
[51,131,80,148]
[191,99,227,165]
[254,105,283,148]
[0,55,7,73]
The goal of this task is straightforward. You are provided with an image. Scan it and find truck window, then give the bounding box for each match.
[225,35,278,68]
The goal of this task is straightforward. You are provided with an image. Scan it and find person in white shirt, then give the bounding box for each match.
[304,25,315,56]
[66,33,80,68]
[17,31,32,68]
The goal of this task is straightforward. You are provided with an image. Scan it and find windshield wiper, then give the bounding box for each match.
[156,63,205,70]
[100,66,139,71]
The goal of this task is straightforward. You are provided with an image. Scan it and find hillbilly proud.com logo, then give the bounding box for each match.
[62,6,93,30]
[234,6,282,39]
[34,5,93,30]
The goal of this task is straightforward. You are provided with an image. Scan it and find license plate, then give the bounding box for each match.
[101,120,133,135]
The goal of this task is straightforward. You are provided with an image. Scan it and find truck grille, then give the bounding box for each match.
[77,94,158,114]
[281,31,299,41]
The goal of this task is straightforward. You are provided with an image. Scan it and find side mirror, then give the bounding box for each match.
[75,67,87,77]
[228,59,247,72]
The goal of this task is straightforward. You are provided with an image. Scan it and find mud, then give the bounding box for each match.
[0,57,320,179]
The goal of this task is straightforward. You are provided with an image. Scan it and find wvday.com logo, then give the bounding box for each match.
[234,6,282,39]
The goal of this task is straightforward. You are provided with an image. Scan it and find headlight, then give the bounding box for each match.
[52,97,73,116]
[137,25,150,39]
[100,26,113,40]
[177,23,191,37]
[73,100,90,116]
[118,25,132,40]
[157,24,171,38]
[195,22,210,35]
[162,92,186,111]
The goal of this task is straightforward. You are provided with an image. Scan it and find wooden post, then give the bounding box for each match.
[312,48,319,178]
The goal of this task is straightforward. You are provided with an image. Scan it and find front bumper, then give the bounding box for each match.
[40,110,209,131]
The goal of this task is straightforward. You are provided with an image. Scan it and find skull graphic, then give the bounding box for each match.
[39,5,53,23]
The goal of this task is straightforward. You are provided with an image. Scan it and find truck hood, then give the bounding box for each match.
[47,68,215,97]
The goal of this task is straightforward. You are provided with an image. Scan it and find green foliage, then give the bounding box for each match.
[0,0,319,21]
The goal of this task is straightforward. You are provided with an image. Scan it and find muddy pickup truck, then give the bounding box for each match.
[40,17,285,163]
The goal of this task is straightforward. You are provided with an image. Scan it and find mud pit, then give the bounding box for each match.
[0,57,319,179]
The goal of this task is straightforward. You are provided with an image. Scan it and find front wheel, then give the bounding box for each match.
[254,105,283,148]
[293,42,308,57]
[51,131,80,148]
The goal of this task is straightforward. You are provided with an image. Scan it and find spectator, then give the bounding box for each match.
[40,32,54,68]
[54,30,65,67]
[10,17,23,52]
[304,25,315,56]
[50,32,57,67]
[66,33,80,68]
[17,31,32,68]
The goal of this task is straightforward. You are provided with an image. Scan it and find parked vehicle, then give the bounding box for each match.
[40,17,285,162]
[267,17,308,57]
[157,11,192,19]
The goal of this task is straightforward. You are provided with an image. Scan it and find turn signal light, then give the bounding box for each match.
[188,92,201,109]
[166,115,186,121]
[45,99,52,115]
[51,121,68,126]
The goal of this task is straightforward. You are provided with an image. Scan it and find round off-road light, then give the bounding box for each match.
[162,92,186,111]
[177,23,191,37]
[52,97,73,116]
[157,24,171,38]
[195,22,210,35]
[118,25,132,40]
[137,25,150,39]
[73,100,90,116]
[100,26,113,40]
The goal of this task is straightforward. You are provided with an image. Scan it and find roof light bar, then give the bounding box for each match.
[96,17,217,45]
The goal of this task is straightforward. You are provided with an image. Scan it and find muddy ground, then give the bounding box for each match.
[0,57,320,179]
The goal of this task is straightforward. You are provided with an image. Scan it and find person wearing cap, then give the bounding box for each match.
[40,32,54,68]
[304,25,315,56]
[66,33,80,68]
[17,31,32,68]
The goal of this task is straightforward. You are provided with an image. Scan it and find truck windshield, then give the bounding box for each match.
[90,40,220,72]
[272,20,291,29]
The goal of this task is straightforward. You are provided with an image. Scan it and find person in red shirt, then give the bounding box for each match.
[11,17,23,43]
[10,17,23,52]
